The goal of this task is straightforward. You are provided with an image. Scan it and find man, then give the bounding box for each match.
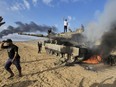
[48,28,52,35]
[38,41,42,53]
[1,39,22,79]
[64,19,68,33]
[81,24,84,32]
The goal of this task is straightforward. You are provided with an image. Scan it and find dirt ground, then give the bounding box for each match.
[0,40,116,87]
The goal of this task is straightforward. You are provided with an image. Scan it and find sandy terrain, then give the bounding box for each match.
[0,40,116,87]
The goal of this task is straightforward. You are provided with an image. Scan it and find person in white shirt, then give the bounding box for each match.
[64,19,68,33]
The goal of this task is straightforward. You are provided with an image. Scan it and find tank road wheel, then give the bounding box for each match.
[57,52,59,56]
[65,54,75,66]
[71,55,75,62]
[50,50,54,55]
[54,51,56,56]
[48,49,52,55]
[65,54,71,63]
[59,53,62,58]
[49,49,52,55]
[53,51,57,56]
[57,52,60,56]
[57,52,61,57]
[46,48,49,54]
[59,53,65,58]
[54,51,59,56]
[51,50,54,55]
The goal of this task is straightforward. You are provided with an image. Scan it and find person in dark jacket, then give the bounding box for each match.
[1,39,22,79]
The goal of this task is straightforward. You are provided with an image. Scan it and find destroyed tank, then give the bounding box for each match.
[44,28,89,64]
[45,28,116,65]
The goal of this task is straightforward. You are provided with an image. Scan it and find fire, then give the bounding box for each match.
[83,55,102,64]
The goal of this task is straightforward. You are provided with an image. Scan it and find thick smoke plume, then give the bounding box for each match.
[99,25,116,58]
[83,0,116,59]
[0,21,57,38]
[85,0,116,42]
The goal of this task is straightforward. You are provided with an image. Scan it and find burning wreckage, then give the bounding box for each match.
[44,27,116,66]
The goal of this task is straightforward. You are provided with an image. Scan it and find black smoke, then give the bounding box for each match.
[0,21,57,38]
[98,25,116,58]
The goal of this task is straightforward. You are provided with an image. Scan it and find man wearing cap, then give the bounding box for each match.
[1,39,22,79]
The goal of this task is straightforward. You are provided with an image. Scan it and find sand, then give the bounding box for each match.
[0,40,116,87]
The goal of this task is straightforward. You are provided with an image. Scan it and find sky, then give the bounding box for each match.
[0,0,107,32]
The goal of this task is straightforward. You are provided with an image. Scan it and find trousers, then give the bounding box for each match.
[5,57,21,70]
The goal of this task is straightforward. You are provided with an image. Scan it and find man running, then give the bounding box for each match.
[1,39,22,79]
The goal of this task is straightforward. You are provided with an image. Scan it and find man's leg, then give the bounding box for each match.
[5,59,14,79]
[66,28,67,32]
[38,47,41,53]
[38,48,40,53]
[66,26,67,32]
[40,46,42,53]
[13,58,22,77]
[64,26,65,33]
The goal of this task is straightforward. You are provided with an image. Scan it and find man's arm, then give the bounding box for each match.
[12,51,18,62]
[1,42,4,49]
[67,22,68,26]
[12,47,19,62]
[1,42,8,49]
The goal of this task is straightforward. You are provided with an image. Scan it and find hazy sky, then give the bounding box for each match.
[0,0,107,32]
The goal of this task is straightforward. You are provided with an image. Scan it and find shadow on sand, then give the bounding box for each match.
[21,58,55,63]
[79,77,116,87]
[25,65,65,76]
[3,80,37,87]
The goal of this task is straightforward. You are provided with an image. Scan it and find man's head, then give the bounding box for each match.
[38,41,42,44]
[5,39,13,46]
[65,19,67,21]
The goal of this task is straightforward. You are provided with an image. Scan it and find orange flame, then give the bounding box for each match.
[83,55,102,64]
